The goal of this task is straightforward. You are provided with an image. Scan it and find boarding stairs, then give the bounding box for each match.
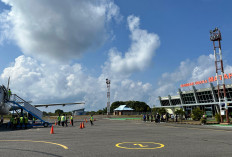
[8,94,50,127]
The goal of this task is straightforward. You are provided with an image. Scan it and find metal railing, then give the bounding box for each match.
[11,94,43,119]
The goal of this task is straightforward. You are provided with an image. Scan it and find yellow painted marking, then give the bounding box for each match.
[0,140,68,150]
[116,142,165,149]
[133,144,148,147]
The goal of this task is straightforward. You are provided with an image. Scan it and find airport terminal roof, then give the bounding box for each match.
[114,105,134,111]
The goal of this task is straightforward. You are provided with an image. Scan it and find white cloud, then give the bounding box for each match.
[0,0,121,62]
[106,15,160,75]
[1,55,155,111]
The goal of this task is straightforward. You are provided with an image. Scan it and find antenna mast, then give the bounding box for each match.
[106,78,111,115]
[210,27,229,123]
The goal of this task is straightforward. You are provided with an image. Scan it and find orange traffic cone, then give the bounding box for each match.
[70,120,71,125]
[81,122,85,128]
[50,125,54,134]
[80,122,83,129]
[55,121,57,125]
[85,119,87,123]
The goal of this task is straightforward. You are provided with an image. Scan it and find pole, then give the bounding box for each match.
[210,28,229,123]
[106,79,111,116]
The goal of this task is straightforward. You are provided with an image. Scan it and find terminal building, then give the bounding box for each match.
[158,83,232,117]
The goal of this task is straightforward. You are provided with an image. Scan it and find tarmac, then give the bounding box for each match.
[0,118,232,157]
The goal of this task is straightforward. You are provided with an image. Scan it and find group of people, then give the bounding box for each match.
[8,115,29,129]
[57,114,94,127]
[57,114,73,127]
[143,113,170,123]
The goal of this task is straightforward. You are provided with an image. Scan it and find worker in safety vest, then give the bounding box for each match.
[61,114,65,127]
[24,116,28,129]
[90,115,94,126]
[13,117,17,129]
[57,114,61,126]
[33,117,36,124]
[70,115,73,126]
[10,116,14,129]
[8,89,11,100]
[19,116,24,129]
[65,114,69,127]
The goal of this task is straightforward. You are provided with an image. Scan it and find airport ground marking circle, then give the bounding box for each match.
[0,140,68,150]
[115,142,165,149]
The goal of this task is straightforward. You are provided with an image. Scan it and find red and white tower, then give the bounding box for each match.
[210,27,229,123]
[106,78,111,115]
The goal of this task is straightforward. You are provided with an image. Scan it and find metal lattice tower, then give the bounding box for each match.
[210,27,229,123]
[106,78,111,115]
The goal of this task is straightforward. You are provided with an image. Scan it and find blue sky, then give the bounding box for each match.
[0,0,232,112]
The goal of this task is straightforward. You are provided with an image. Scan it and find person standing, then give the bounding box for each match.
[166,113,169,122]
[175,114,178,122]
[143,114,146,122]
[61,114,65,127]
[13,117,17,129]
[33,117,36,124]
[150,114,153,122]
[163,114,166,122]
[8,89,11,100]
[147,114,150,122]
[10,116,14,129]
[24,116,28,129]
[65,114,69,127]
[90,115,94,126]
[157,113,160,123]
[70,115,73,126]
[19,116,24,129]
[57,114,61,126]
[0,116,3,126]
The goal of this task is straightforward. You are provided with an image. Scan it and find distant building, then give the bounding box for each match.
[114,105,134,115]
[72,108,85,115]
[158,83,232,117]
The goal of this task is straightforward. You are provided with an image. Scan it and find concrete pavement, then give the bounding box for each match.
[0,118,232,157]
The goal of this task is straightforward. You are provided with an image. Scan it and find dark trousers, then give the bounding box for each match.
[25,123,28,129]
[90,120,93,126]
[65,120,68,127]
[62,121,64,127]
[58,121,60,126]
[20,123,23,129]
[71,120,73,126]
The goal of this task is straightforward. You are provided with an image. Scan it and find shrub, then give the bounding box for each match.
[200,117,207,124]
[215,113,221,123]
[191,107,204,121]
[174,109,185,122]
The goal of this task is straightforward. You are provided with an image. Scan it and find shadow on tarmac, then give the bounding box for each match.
[0,147,62,157]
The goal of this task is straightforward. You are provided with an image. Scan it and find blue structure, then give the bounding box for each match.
[72,108,85,115]
[9,94,51,127]
[114,105,134,115]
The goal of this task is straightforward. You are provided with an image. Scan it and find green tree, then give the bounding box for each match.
[55,109,64,115]
[191,107,204,121]
[110,101,124,113]
[152,108,160,114]
[158,108,167,115]
[174,109,185,122]
[126,101,150,112]
[110,100,150,113]
[42,111,48,116]
[102,107,107,114]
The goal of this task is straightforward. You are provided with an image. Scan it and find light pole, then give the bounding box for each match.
[106,78,111,115]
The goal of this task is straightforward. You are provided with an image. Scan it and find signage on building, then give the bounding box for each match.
[180,73,232,88]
